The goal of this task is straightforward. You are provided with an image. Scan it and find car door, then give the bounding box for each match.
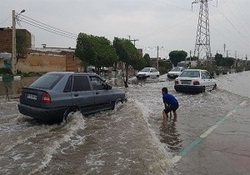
[202,71,214,90]
[200,71,208,88]
[150,68,158,77]
[89,75,114,110]
[71,75,95,114]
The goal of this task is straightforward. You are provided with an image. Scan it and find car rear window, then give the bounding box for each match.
[30,74,64,90]
[140,68,150,72]
[180,71,200,78]
[171,67,181,71]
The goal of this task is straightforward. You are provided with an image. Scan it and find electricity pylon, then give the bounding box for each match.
[192,0,212,59]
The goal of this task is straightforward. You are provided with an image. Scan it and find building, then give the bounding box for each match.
[0,28,31,56]
[0,28,82,73]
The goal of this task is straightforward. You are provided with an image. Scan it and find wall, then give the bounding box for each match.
[0,28,12,53]
[16,51,83,73]
[0,59,3,68]
[0,28,31,55]
[17,53,66,73]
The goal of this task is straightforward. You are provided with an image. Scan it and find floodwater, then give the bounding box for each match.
[0,72,249,175]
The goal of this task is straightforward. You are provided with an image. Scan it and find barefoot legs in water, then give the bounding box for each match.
[162,110,177,122]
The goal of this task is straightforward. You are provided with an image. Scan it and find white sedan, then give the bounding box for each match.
[167,66,185,79]
[174,69,217,93]
[136,67,160,79]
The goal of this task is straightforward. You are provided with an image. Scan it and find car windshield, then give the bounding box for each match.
[30,74,64,90]
[180,71,200,78]
[140,68,151,72]
[171,67,182,71]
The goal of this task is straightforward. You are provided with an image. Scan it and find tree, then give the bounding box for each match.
[132,54,151,71]
[113,37,141,87]
[169,50,187,66]
[214,53,223,66]
[16,31,26,61]
[75,33,118,72]
[215,53,235,68]
[143,53,152,67]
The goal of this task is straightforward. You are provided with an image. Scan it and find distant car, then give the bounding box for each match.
[18,72,126,123]
[174,69,217,94]
[136,67,160,79]
[167,67,185,79]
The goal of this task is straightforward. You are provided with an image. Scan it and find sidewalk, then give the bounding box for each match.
[170,100,250,175]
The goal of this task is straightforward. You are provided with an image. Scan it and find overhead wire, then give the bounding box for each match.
[151,0,249,57]
[209,2,249,53]
[138,10,197,40]
[18,14,78,40]
[220,0,250,38]
[138,0,197,46]
[230,0,250,28]
[0,15,11,25]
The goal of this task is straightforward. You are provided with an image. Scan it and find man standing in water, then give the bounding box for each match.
[162,87,179,121]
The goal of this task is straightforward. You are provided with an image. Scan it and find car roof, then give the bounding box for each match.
[46,71,99,76]
[182,69,204,71]
[142,67,156,69]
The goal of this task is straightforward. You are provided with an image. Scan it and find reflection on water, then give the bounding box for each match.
[0,77,39,97]
[159,121,182,152]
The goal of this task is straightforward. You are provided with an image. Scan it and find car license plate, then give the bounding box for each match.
[181,80,191,85]
[26,94,37,100]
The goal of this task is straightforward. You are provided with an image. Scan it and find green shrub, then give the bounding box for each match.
[235,66,244,73]
[0,68,12,75]
[245,65,250,71]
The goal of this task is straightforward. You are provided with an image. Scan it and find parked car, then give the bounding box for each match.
[167,66,185,79]
[18,72,126,123]
[174,69,217,94]
[136,67,160,79]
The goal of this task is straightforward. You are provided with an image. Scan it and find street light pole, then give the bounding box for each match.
[156,46,159,70]
[12,10,17,75]
[11,9,25,75]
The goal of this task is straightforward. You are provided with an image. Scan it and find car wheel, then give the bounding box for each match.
[63,107,77,123]
[112,99,123,111]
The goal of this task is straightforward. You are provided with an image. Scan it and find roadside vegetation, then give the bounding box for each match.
[1,33,249,87]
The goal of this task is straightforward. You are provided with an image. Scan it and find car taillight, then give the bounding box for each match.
[193,81,200,85]
[175,80,179,85]
[41,92,51,104]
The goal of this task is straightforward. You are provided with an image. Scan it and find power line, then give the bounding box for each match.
[138,13,195,41]
[153,0,192,12]
[152,0,249,57]
[0,15,11,25]
[18,14,78,40]
[229,0,250,28]
[222,0,250,36]
[217,1,250,39]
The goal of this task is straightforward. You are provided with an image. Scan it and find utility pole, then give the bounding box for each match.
[156,46,164,70]
[12,10,17,75]
[11,9,25,75]
[128,35,139,46]
[192,0,212,59]
[130,39,139,46]
[156,46,159,69]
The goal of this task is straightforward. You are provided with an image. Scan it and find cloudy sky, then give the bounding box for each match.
[0,0,249,59]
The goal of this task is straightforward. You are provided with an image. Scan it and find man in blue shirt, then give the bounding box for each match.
[162,87,179,121]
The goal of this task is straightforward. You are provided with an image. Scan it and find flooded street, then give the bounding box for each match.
[0,72,249,175]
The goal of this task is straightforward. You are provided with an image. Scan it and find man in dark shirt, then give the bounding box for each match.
[162,87,179,121]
